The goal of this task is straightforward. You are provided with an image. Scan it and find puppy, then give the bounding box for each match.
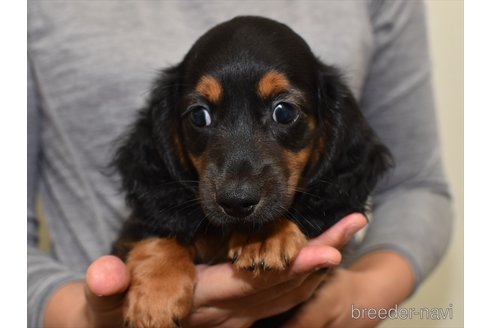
[112,16,392,328]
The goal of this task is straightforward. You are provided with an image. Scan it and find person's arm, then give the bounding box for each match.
[353,0,452,289]
[27,55,86,328]
[283,1,452,327]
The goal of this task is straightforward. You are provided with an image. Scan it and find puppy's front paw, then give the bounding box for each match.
[123,239,196,328]
[228,219,307,273]
[124,273,194,328]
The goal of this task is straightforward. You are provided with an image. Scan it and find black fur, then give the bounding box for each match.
[112,15,392,324]
[292,63,393,237]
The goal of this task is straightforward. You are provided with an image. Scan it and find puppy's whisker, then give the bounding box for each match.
[191,216,207,238]
[288,185,322,200]
[317,179,337,186]
[158,180,199,186]
[285,205,322,234]
[173,202,202,215]
[279,206,311,234]
[155,181,199,193]
[312,179,351,198]
[161,197,202,213]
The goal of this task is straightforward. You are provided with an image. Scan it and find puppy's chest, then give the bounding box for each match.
[192,232,231,265]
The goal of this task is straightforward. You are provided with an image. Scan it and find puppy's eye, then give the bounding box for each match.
[272,102,299,124]
[190,106,212,127]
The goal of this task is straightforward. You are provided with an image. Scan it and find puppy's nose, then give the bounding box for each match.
[216,183,261,218]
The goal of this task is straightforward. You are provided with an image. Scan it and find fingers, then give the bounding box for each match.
[194,261,313,308]
[290,245,341,275]
[308,213,367,249]
[188,270,328,327]
[193,213,366,307]
[280,273,343,328]
[280,288,332,328]
[85,255,130,313]
[192,212,366,313]
[185,274,306,328]
[242,269,327,309]
[289,213,366,274]
[193,263,277,306]
[251,270,328,320]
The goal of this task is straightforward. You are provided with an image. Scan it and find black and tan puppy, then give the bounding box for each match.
[112,16,391,328]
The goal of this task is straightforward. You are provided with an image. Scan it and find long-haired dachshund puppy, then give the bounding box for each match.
[112,16,392,328]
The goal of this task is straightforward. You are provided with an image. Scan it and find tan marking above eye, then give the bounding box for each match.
[195,75,222,104]
[258,70,291,99]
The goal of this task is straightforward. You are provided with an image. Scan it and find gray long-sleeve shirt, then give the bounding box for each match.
[27,1,452,327]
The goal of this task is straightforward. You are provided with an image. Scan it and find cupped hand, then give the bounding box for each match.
[281,251,414,328]
[183,213,367,328]
[44,213,367,328]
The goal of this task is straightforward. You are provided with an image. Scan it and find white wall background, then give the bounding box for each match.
[380,1,464,327]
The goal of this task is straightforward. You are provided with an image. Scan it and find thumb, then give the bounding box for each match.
[85,255,130,313]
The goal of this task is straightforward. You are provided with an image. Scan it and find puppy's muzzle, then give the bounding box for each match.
[216,179,261,218]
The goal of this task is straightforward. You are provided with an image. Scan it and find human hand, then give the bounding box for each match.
[44,255,130,328]
[183,213,368,328]
[44,213,367,328]
[281,251,414,328]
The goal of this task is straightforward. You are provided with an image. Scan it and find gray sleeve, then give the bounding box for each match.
[27,56,85,328]
[353,0,453,288]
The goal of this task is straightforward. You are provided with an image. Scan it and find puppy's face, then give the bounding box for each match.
[176,18,322,228]
[115,16,390,241]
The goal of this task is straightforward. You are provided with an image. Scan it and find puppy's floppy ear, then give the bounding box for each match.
[113,65,192,214]
[305,64,392,225]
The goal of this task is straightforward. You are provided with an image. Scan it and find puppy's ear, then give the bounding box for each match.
[308,64,392,217]
[113,65,191,212]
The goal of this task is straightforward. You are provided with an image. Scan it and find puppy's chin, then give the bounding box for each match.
[203,203,288,231]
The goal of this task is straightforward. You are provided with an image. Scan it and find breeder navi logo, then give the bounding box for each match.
[351,304,454,321]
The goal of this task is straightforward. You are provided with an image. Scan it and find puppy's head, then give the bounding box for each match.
[115,16,391,237]
[177,17,322,227]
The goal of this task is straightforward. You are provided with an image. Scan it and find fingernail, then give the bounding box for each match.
[345,223,364,240]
